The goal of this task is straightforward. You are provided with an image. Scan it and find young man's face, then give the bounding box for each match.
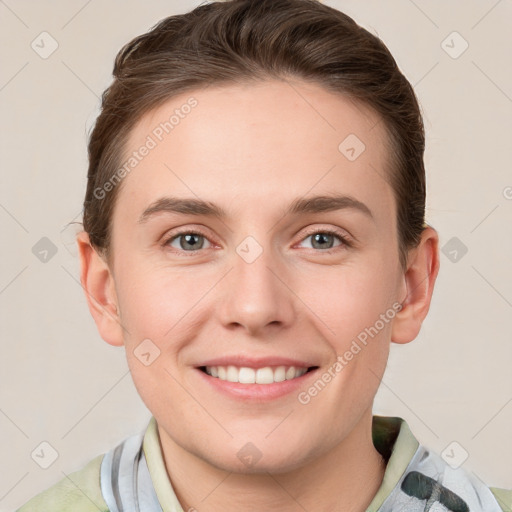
[82,79,435,473]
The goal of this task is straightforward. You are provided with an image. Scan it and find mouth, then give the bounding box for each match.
[193,356,321,401]
[197,365,319,384]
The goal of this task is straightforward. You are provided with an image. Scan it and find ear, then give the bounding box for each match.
[76,230,124,347]
[391,225,440,344]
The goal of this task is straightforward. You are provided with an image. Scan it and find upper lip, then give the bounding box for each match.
[196,355,319,369]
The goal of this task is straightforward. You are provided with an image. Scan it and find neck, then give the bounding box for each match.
[157,408,386,512]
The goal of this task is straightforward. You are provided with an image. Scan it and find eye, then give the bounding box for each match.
[162,230,212,253]
[161,227,352,255]
[297,228,352,252]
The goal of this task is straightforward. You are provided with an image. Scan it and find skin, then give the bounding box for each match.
[77,78,439,511]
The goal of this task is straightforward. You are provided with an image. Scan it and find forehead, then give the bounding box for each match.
[115,79,395,227]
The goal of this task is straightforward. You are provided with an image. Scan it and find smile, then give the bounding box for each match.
[195,356,320,401]
[201,365,315,384]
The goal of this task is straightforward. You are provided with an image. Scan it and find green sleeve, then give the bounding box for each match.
[16,454,109,512]
[491,486,512,512]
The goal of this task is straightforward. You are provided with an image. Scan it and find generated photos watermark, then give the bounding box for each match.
[298,301,403,405]
[93,96,198,200]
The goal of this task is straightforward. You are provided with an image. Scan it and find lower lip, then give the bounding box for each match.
[195,367,318,402]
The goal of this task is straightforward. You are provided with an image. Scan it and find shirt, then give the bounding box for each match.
[16,415,512,511]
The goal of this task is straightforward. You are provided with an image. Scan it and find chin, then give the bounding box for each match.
[195,436,315,476]
[209,451,309,476]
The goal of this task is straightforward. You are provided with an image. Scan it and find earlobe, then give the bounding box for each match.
[391,226,440,345]
[76,231,124,347]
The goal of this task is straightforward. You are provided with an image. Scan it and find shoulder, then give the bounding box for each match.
[373,417,511,512]
[16,453,109,512]
[490,486,512,512]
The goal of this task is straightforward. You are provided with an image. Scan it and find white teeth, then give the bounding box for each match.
[286,367,296,380]
[238,367,255,384]
[256,366,276,384]
[204,365,308,384]
[272,366,286,382]
[226,365,239,383]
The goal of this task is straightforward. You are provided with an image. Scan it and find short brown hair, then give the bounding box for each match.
[82,0,427,271]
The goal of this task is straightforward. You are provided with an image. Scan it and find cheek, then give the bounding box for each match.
[115,262,200,341]
[116,265,195,408]
[299,260,398,349]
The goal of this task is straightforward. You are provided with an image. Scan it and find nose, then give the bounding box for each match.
[216,239,296,337]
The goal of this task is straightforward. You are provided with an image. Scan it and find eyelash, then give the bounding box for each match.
[300,227,353,251]
[161,227,353,256]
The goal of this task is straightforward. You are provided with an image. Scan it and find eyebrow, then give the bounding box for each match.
[138,193,374,224]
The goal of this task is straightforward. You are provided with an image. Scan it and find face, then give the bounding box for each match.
[102,79,408,473]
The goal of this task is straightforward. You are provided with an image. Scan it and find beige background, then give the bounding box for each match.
[1,0,511,510]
